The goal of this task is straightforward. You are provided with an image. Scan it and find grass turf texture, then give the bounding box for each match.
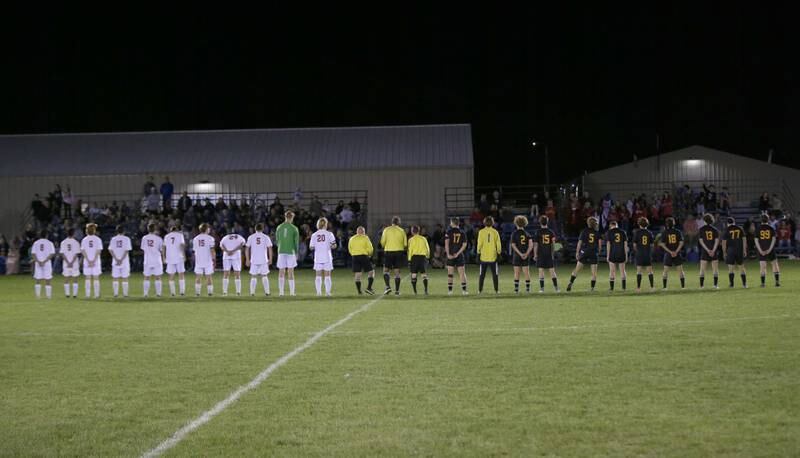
[1,261,798,457]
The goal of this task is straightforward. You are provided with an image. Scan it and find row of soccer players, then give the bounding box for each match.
[464,213,781,294]
[30,211,306,298]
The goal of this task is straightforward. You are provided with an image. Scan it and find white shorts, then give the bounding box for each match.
[111,264,131,279]
[33,262,53,280]
[165,262,185,274]
[249,263,269,276]
[223,258,242,272]
[143,262,164,277]
[62,262,80,277]
[276,254,298,269]
[314,262,333,272]
[83,261,102,277]
[194,263,214,275]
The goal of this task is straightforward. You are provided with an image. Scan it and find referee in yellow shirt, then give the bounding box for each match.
[407,225,431,295]
[477,216,502,294]
[348,226,375,295]
[380,216,407,295]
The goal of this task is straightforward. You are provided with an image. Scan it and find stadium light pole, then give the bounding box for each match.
[532,141,550,189]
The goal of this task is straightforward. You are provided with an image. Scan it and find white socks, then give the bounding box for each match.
[93,280,100,298]
[169,280,176,296]
[85,280,92,298]
[35,284,41,298]
[207,284,213,296]
[234,278,241,295]
[222,278,229,294]
[324,277,332,295]
[154,280,160,296]
[250,278,257,295]
[315,276,322,295]
[73,283,78,297]
[45,285,51,298]
[143,280,150,296]
[64,284,70,297]
[195,283,201,296]
[179,279,186,295]
[113,281,120,296]
[262,276,270,295]
[278,276,285,295]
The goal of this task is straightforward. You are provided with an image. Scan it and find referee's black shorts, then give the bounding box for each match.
[383,251,405,269]
[351,255,374,273]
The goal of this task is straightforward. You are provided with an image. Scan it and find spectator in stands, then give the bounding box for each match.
[758,192,771,212]
[719,187,731,215]
[146,191,160,215]
[703,184,717,212]
[777,221,792,250]
[62,187,75,219]
[478,194,490,215]
[490,189,502,206]
[270,197,284,215]
[143,176,156,196]
[309,195,323,216]
[160,177,174,211]
[348,196,361,215]
[215,198,228,213]
[0,233,8,257]
[335,200,345,216]
[469,207,483,225]
[660,192,673,219]
[683,215,699,254]
[795,224,800,256]
[293,187,303,205]
[599,194,612,230]
[529,193,540,218]
[338,205,354,229]
[178,191,192,215]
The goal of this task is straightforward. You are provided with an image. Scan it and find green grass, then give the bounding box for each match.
[1,261,799,457]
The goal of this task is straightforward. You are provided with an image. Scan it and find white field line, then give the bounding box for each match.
[328,313,799,336]
[140,294,384,458]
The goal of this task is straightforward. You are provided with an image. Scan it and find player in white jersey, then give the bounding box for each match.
[163,226,187,296]
[59,228,81,298]
[108,226,132,298]
[220,232,246,296]
[141,223,165,297]
[31,231,56,298]
[81,223,103,298]
[192,223,216,296]
[310,217,337,296]
[245,223,273,296]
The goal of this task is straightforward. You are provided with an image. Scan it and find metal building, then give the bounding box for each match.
[582,145,799,212]
[0,124,474,236]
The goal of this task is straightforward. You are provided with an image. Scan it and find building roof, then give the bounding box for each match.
[0,124,473,177]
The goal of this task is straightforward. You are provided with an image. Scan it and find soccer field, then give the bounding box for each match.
[2,262,799,457]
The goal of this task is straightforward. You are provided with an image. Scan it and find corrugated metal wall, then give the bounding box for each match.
[583,146,800,209]
[0,168,473,237]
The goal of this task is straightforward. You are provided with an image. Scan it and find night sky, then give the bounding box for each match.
[2,7,796,186]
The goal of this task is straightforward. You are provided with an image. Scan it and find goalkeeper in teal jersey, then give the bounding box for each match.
[276,210,300,296]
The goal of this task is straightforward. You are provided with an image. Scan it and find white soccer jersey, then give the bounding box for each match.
[109,235,132,265]
[310,230,336,264]
[246,232,272,265]
[32,238,56,262]
[59,238,81,263]
[220,234,246,260]
[81,235,103,262]
[141,233,164,265]
[192,233,216,266]
[164,231,186,264]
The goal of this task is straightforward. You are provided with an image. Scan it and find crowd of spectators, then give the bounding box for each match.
[3,177,366,274]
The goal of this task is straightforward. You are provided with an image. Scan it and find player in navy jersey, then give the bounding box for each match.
[756,214,780,287]
[510,215,533,293]
[698,213,722,289]
[722,217,747,288]
[605,220,629,291]
[444,217,468,295]
[533,215,559,293]
[658,217,686,290]
[632,217,655,292]
[566,217,600,292]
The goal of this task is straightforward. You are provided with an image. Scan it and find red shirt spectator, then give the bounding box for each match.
[660,194,673,218]
[778,225,791,241]
[545,200,557,221]
[469,207,483,225]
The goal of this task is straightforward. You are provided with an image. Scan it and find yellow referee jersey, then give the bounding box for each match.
[407,234,430,260]
[477,226,502,262]
[348,234,374,257]
[380,225,407,251]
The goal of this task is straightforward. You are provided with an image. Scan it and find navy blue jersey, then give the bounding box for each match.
[578,228,600,256]
[445,227,466,255]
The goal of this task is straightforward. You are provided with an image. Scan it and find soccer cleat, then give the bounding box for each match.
[365,288,375,295]
[555,288,561,293]
[462,290,469,296]
[171,294,176,297]
[448,290,453,296]
[222,293,228,297]
[539,289,544,293]
[113,295,118,298]
[326,293,333,297]
[760,284,765,288]
[395,291,400,296]
[566,284,572,292]
[383,287,392,295]
[279,293,285,297]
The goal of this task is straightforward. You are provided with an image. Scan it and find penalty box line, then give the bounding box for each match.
[141,293,385,458]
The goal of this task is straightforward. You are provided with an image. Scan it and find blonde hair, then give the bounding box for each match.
[587,217,598,230]
[85,223,97,235]
[513,215,528,228]
[317,217,328,230]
